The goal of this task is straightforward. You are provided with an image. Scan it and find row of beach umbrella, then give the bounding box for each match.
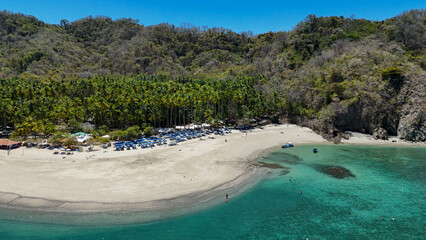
[112,128,232,151]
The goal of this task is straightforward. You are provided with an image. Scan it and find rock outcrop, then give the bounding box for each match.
[320,166,355,179]
[309,70,425,143]
[373,128,389,140]
[397,107,425,141]
[396,73,426,142]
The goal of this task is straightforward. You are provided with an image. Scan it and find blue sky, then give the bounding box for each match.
[1,0,424,34]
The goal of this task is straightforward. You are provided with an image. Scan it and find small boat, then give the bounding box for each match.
[282,142,294,148]
[313,148,318,153]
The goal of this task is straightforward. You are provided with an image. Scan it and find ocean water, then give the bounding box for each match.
[0,145,425,240]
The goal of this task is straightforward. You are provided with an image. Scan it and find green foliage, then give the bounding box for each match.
[125,125,142,139]
[67,119,82,133]
[381,66,404,90]
[0,75,269,136]
[329,70,344,83]
[63,136,77,146]
[48,132,65,145]
[0,10,45,37]
[394,9,426,51]
[92,137,110,145]
[1,10,416,80]
[111,130,125,140]
[287,14,380,65]
[94,125,109,137]
[143,126,153,137]
[111,126,142,140]
[381,66,403,80]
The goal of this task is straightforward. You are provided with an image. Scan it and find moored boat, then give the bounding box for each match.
[281,142,294,148]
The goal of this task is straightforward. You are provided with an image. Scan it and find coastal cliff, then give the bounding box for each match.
[397,73,425,141]
[294,39,426,142]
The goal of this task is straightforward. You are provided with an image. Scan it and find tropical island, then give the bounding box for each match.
[0,9,425,215]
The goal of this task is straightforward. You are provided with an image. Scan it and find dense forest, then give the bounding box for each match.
[0,9,425,141]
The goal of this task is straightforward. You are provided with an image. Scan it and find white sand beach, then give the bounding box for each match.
[0,124,423,212]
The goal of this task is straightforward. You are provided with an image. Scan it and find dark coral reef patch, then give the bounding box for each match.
[319,165,355,179]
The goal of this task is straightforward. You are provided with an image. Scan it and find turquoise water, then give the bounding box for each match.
[1,145,425,239]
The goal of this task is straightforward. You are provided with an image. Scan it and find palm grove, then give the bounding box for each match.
[0,9,425,141]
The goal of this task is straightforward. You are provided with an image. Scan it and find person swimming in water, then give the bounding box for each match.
[392,216,395,221]
[299,191,302,194]
[225,194,229,202]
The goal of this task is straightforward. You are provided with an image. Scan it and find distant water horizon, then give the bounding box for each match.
[1,145,425,239]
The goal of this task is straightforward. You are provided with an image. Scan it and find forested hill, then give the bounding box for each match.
[0,9,425,142]
[1,10,424,80]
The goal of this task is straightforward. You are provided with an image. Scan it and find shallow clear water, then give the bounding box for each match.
[1,145,425,239]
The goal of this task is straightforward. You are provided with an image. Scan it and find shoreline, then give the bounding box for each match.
[0,166,264,213]
[1,124,323,214]
[340,131,426,146]
[0,125,424,216]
